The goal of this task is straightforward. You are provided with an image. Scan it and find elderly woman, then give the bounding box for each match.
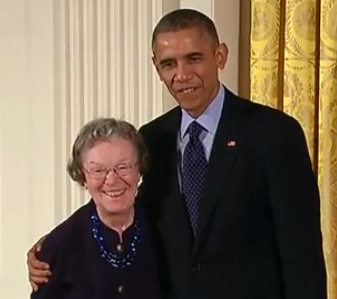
[31,118,162,299]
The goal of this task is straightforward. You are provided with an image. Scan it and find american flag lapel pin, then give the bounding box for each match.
[227,140,236,147]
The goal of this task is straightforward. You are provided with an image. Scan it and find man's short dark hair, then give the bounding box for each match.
[152,9,220,50]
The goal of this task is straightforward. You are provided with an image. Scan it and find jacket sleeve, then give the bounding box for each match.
[30,221,75,299]
[265,115,327,299]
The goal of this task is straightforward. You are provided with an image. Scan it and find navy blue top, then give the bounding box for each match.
[31,200,162,299]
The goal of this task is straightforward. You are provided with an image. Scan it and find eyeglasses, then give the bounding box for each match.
[84,162,138,179]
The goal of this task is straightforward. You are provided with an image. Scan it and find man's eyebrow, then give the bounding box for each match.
[159,58,175,66]
[185,52,203,58]
[158,52,204,66]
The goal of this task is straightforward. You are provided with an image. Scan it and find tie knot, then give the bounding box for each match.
[188,121,204,141]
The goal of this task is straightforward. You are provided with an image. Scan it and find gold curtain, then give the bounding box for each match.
[250,0,337,298]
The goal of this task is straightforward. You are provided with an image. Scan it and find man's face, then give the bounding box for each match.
[152,27,228,118]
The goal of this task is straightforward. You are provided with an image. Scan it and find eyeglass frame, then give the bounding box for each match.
[83,161,138,179]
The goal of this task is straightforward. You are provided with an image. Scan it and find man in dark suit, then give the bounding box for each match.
[27,8,326,299]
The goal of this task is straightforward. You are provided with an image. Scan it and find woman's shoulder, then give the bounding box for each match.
[38,200,92,262]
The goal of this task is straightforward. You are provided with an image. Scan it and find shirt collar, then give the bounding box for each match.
[180,84,225,138]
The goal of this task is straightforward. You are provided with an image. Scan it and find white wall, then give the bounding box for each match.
[0,0,241,297]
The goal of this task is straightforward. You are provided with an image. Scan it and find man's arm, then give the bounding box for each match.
[137,124,155,205]
[26,235,52,291]
[266,115,327,299]
[30,228,73,299]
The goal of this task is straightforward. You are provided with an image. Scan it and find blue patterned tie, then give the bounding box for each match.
[182,121,208,235]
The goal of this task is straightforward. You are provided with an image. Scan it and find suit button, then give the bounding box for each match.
[117,285,126,293]
[192,264,201,271]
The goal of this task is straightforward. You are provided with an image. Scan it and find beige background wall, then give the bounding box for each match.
[0,0,244,297]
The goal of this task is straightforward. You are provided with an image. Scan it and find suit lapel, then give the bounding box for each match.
[159,109,194,252]
[193,90,244,256]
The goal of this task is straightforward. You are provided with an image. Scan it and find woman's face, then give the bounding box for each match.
[81,137,140,217]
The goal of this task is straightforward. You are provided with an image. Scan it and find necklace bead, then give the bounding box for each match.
[91,211,141,268]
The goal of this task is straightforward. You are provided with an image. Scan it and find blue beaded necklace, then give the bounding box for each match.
[91,210,141,268]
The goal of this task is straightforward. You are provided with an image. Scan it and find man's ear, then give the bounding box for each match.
[152,55,158,72]
[152,55,163,81]
[216,42,229,70]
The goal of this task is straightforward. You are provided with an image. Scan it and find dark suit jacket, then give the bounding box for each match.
[138,88,327,299]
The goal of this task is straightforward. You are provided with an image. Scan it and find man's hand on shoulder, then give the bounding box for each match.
[26,236,52,291]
